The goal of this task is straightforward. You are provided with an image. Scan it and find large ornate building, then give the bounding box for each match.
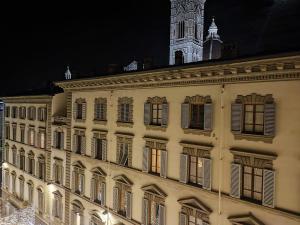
[1,1,300,225]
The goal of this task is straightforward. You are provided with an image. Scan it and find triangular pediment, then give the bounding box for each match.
[72,160,86,169]
[228,213,265,225]
[113,175,133,186]
[178,198,211,214]
[91,167,106,177]
[141,184,167,198]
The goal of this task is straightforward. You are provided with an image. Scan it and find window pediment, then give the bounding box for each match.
[178,198,211,214]
[72,160,86,169]
[53,190,63,198]
[72,199,85,211]
[141,184,167,198]
[184,95,212,104]
[228,213,265,225]
[235,93,273,105]
[113,175,132,186]
[91,167,106,177]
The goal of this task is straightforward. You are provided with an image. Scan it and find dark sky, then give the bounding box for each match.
[3,0,300,96]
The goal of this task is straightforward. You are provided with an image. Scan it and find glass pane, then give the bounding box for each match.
[189,156,197,183]
[255,113,264,125]
[256,105,264,112]
[245,105,254,111]
[197,158,203,185]
[245,112,253,124]
[244,124,253,132]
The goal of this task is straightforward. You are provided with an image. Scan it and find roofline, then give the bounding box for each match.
[55,50,300,86]
[1,95,53,103]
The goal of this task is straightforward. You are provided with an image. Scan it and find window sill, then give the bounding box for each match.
[93,119,107,125]
[232,133,274,143]
[183,128,212,136]
[74,119,86,123]
[145,124,167,131]
[116,121,133,128]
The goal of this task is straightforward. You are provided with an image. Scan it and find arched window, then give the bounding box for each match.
[18,175,25,200]
[27,151,35,175]
[37,155,46,180]
[72,161,85,195]
[12,145,17,166]
[90,167,106,206]
[4,169,10,190]
[27,180,34,204]
[11,171,16,195]
[52,190,63,220]
[178,21,185,39]
[71,200,84,225]
[175,51,184,65]
[19,149,25,171]
[4,143,9,162]
[37,187,45,214]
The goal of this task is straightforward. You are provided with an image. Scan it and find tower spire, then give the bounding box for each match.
[65,66,72,80]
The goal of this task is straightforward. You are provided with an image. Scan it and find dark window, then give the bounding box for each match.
[121,104,130,122]
[190,104,204,129]
[95,139,103,160]
[244,104,264,135]
[76,136,82,154]
[195,22,198,40]
[189,156,203,186]
[151,149,161,174]
[95,103,105,121]
[56,132,63,149]
[178,21,185,39]
[242,166,263,203]
[151,104,162,126]
[20,154,25,171]
[5,126,10,139]
[12,127,16,141]
[20,129,25,143]
[77,104,83,119]
[175,51,184,65]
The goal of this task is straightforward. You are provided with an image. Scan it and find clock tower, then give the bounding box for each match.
[169,0,206,65]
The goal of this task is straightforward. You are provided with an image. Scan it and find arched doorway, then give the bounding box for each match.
[175,51,184,65]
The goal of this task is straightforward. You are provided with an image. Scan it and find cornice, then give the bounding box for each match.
[55,55,300,91]
[2,95,53,103]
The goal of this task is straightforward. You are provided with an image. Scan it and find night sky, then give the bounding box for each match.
[3,0,300,96]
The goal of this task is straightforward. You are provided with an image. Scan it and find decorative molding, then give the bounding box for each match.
[116,121,133,128]
[183,128,212,136]
[146,96,167,104]
[145,124,167,132]
[233,133,274,143]
[228,213,265,225]
[234,93,274,104]
[113,174,133,186]
[142,184,167,198]
[184,95,212,104]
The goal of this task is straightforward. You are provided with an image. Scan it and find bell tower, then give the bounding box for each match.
[169,0,206,65]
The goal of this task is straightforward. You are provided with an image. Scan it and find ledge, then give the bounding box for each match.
[183,128,212,136]
[145,125,167,132]
[230,148,277,160]
[93,120,108,125]
[74,119,86,123]
[180,141,214,151]
[233,133,274,143]
[116,121,134,128]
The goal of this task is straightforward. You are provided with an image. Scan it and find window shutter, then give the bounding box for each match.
[179,212,187,225]
[142,147,150,172]
[179,154,189,183]
[181,103,190,129]
[73,102,77,120]
[90,178,95,201]
[204,103,213,131]
[264,103,276,136]
[231,103,243,133]
[82,102,87,120]
[102,139,107,161]
[101,182,106,206]
[60,132,64,149]
[72,135,77,152]
[53,131,57,148]
[162,103,169,127]
[125,191,132,219]
[144,103,151,125]
[91,137,96,158]
[263,169,275,208]
[158,204,165,225]
[113,187,119,212]
[142,198,149,225]
[203,158,212,190]
[160,151,168,178]
[81,136,86,155]
[230,164,241,198]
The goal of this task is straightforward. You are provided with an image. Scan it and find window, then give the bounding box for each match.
[194,22,198,40]
[37,155,46,180]
[94,98,107,121]
[228,213,265,225]
[112,175,133,219]
[4,170,9,190]
[27,151,35,175]
[11,171,16,195]
[175,51,184,65]
[19,149,25,171]
[27,181,34,204]
[181,96,213,132]
[117,97,133,124]
[90,213,104,225]
[73,98,86,121]
[52,191,63,220]
[12,124,17,141]
[39,131,45,149]
[28,106,36,120]
[90,167,106,206]
[19,107,26,119]
[12,146,17,165]
[4,144,9,162]
[91,132,107,161]
[231,94,275,139]
[28,128,35,146]
[144,97,168,127]
[116,134,133,167]
[19,176,25,200]
[178,21,185,39]
[179,143,212,191]
[38,107,47,121]
[71,200,84,225]
[12,107,18,118]
[73,130,86,155]
[230,148,276,208]
[5,124,10,139]
[178,198,211,225]
[142,138,168,178]
[5,106,10,117]
[53,130,64,149]
[72,161,85,195]
[37,187,44,214]
[53,158,64,185]
[20,125,25,143]
[141,185,166,225]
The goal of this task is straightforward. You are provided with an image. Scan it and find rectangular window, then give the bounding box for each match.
[95,139,103,160]
[151,104,162,125]
[77,104,83,120]
[119,143,129,166]
[28,186,33,204]
[12,127,17,141]
[28,158,34,175]
[151,149,161,174]
[95,103,106,121]
[5,125,10,139]
[121,104,130,122]
[244,104,264,134]
[189,156,204,186]
[38,190,44,214]
[20,155,25,171]
[12,151,17,165]
[39,108,46,121]
[77,136,82,154]
[242,166,263,203]
[40,132,45,149]
[29,130,35,146]
[190,104,204,129]
[20,128,25,143]
[12,107,17,118]
[5,107,10,117]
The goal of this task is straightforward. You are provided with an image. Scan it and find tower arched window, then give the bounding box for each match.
[178,21,185,39]
[175,51,184,65]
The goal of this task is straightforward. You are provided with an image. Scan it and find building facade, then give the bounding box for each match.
[1,52,300,225]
